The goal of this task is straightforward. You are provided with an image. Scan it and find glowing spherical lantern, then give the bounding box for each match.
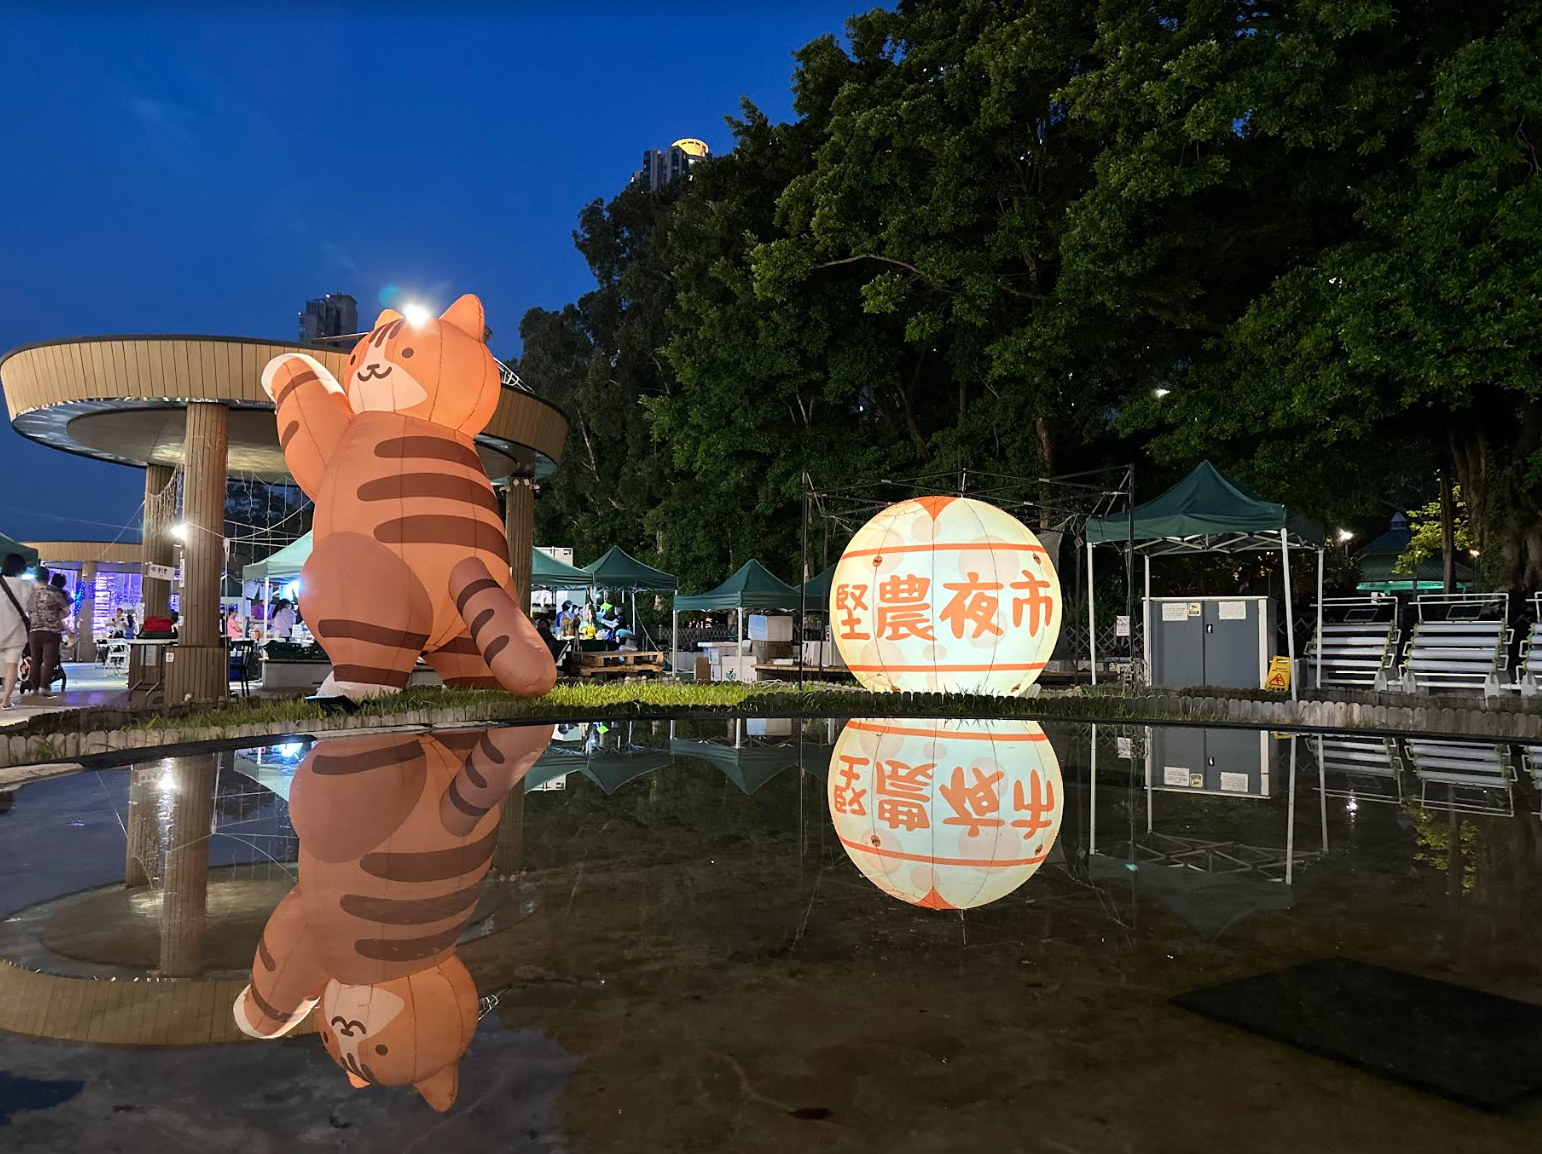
[830,496,1061,695]
[827,717,1064,910]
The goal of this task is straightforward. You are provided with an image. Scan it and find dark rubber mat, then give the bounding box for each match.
[1173,958,1542,1110]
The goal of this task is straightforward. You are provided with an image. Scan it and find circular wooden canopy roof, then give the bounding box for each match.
[0,335,567,482]
[23,539,144,571]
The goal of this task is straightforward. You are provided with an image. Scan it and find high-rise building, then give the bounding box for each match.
[632,138,709,192]
[297,293,359,343]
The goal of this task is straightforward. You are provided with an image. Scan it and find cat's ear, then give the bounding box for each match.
[346,1070,369,1089]
[414,1064,459,1112]
[439,294,485,341]
[372,308,404,330]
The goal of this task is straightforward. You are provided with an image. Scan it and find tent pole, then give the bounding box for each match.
[1280,528,1297,701]
[1089,723,1097,854]
[1285,733,1298,885]
[1142,555,1151,685]
[1086,540,1096,686]
[672,610,679,679]
[1316,736,1328,853]
[1314,548,1324,689]
[800,488,809,691]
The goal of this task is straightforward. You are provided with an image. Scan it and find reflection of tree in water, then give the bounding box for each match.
[1404,799,1542,911]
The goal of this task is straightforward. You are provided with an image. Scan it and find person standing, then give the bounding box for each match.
[0,554,30,710]
[26,568,69,697]
[271,598,296,641]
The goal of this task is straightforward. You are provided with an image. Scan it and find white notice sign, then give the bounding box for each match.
[1116,736,1133,759]
[147,563,176,581]
[1217,601,1247,621]
[1163,765,1190,787]
[1161,602,1188,622]
[1219,771,1249,793]
[1116,615,1130,637]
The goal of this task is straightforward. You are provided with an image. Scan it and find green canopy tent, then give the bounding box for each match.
[800,563,836,604]
[1083,461,1325,699]
[671,560,799,679]
[530,548,595,590]
[243,531,593,595]
[523,723,672,794]
[581,546,678,591]
[582,547,678,655]
[242,534,312,584]
[0,533,39,570]
[669,736,798,795]
[1353,513,1474,593]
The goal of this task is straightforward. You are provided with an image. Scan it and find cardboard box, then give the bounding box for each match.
[748,614,793,642]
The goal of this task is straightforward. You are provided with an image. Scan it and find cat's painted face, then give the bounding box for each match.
[314,961,478,1112]
[343,294,502,436]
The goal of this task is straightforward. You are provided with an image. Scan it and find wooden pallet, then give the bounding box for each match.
[568,650,664,679]
[753,663,852,682]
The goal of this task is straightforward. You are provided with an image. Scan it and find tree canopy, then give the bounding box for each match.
[522,0,1542,591]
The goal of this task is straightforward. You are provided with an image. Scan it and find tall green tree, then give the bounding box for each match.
[521,184,681,569]
[755,1,1127,484]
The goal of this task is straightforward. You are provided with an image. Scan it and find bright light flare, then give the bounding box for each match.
[172,523,188,543]
[402,303,431,326]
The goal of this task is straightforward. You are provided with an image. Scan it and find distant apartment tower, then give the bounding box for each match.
[632,138,709,192]
[297,293,359,343]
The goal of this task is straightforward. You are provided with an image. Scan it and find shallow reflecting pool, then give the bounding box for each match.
[1,717,1539,1150]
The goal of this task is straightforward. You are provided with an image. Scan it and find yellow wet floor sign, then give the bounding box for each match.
[1264,656,1291,693]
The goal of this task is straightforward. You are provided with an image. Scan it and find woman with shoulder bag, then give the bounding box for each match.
[0,554,31,710]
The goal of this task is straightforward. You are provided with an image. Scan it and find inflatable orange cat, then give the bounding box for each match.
[261,294,555,699]
[233,725,552,1110]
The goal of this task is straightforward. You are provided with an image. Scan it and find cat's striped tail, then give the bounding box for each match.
[448,558,556,697]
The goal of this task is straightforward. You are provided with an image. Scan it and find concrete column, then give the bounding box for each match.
[124,763,160,888]
[74,560,97,661]
[141,464,176,621]
[165,402,228,702]
[157,754,216,977]
[504,465,536,607]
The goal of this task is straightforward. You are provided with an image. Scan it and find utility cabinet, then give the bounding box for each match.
[1146,596,1276,689]
[1147,727,1276,797]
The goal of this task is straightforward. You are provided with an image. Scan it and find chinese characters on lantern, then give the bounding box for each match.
[834,751,1056,839]
[826,717,1067,910]
[835,568,1055,644]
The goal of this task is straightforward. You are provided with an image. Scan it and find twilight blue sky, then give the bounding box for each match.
[0,2,859,542]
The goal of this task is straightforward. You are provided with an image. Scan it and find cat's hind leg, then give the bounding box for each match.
[300,532,433,698]
[447,558,556,698]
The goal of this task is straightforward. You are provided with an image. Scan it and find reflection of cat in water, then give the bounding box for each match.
[233,725,551,1111]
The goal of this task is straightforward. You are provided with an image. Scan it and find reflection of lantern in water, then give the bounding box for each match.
[828,718,1064,910]
[829,497,1062,696]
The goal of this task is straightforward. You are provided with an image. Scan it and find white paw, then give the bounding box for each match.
[318,672,396,700]
[260,352,344,402]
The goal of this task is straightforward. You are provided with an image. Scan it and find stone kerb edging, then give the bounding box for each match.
[4,691,1542,773]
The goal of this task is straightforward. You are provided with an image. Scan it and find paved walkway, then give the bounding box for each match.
[0,663,131,728]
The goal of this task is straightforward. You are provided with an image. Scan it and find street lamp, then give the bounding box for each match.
[1336,528,1354,543]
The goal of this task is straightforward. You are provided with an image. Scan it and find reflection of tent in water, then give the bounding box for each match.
[524,724,672,794]
[669,738,799,795]
[670,718,838,794]
[1087,855,1295,940]
[232,743,313,802]
[1085,722,1326,939]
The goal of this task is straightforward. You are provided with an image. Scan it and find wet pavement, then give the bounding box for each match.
[0,717,1538,1151]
